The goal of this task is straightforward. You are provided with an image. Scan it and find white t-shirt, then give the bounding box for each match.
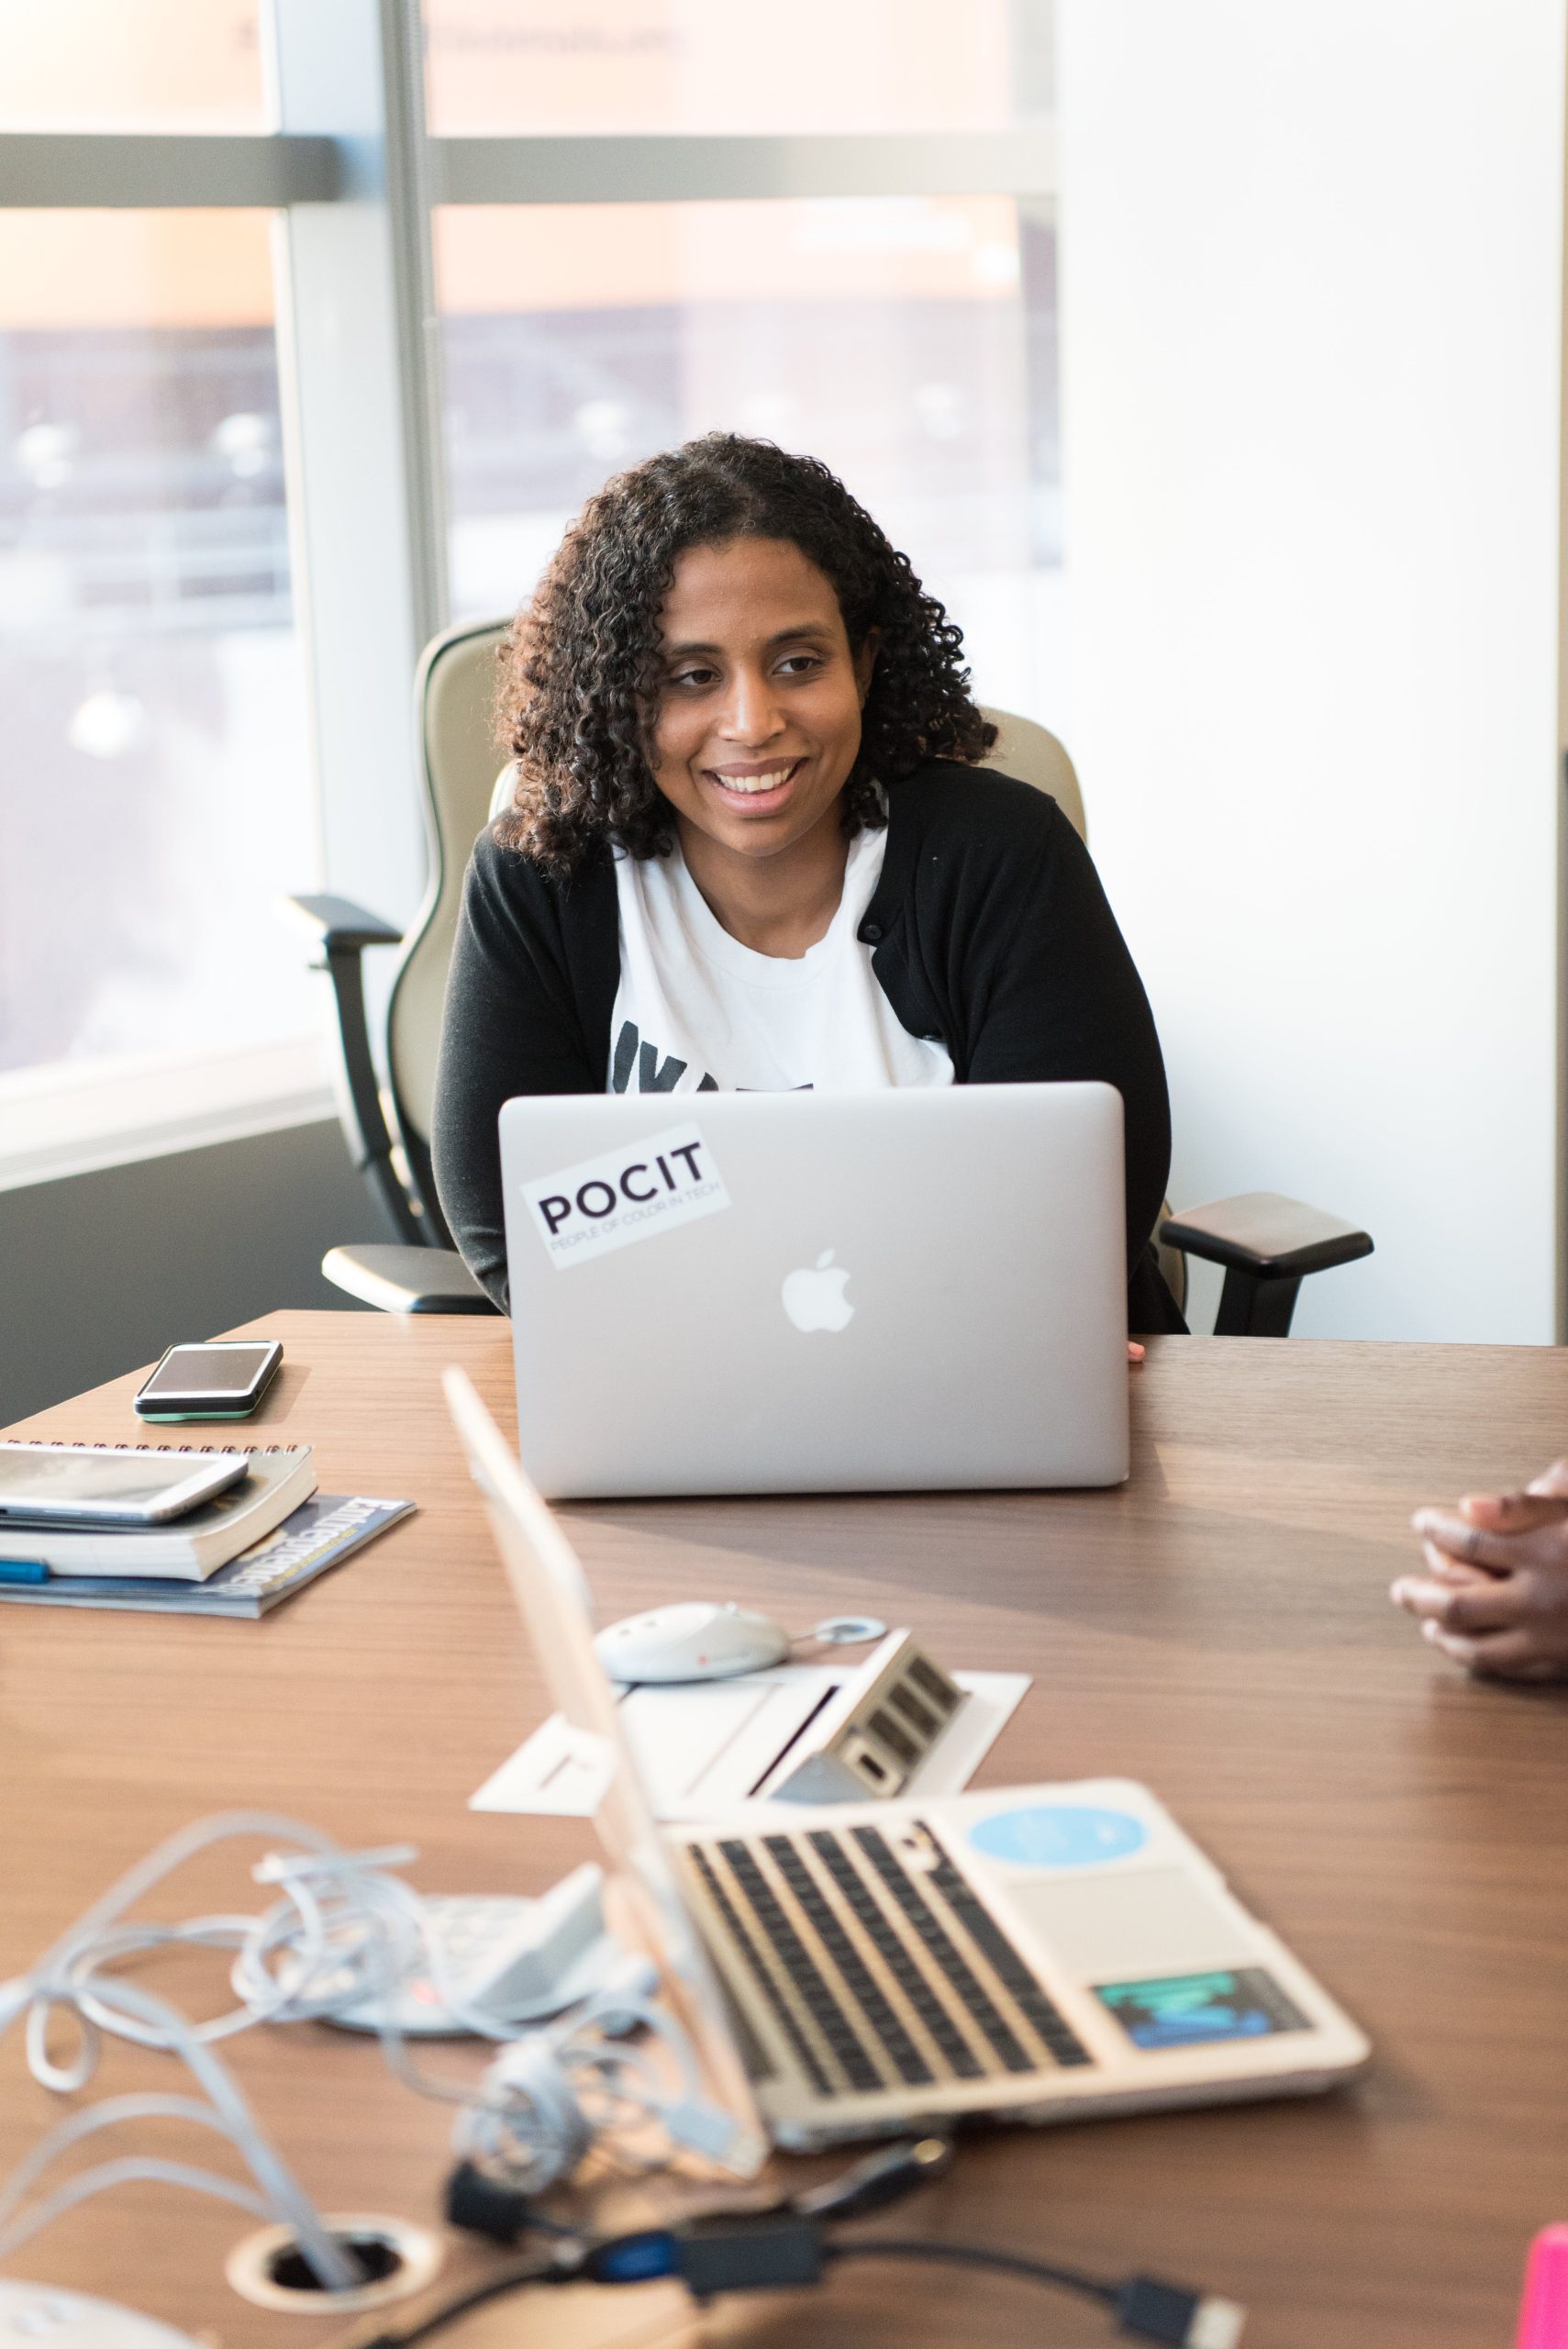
[607,824,955,1095]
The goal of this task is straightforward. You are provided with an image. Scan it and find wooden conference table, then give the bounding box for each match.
[2,1315,1565,2349]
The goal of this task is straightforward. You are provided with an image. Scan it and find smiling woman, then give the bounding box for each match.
[434,433,1181,1331]
[490,435,994,880]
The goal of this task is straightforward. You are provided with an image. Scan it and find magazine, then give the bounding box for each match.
[0,1494,413,1618]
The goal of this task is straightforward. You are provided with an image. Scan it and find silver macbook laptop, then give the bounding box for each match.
[498,1084,1129,1498]
[445,1370,1372,2163]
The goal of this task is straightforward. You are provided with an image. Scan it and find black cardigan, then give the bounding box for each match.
[432,762,1183,1330]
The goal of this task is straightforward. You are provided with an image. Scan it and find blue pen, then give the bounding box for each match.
[0,1561,51,1584]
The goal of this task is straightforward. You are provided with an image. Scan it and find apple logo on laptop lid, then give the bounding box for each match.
[781,1249,853,1334]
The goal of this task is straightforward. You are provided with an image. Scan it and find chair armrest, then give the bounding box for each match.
[280,894,421,1245]
[1159,1192,1373,1339]
[322,1244,499,1315]
[281,893,403,955]
[1160,1191,1373,1279]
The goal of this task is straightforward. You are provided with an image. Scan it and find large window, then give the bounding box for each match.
[0,211,315,1097]
[422,0,1049,137]
[0,0,266,133]
[439,195,1062,719]
[429,0,1062,717]
[0,5,327,1185]
[0,0,1057,1186]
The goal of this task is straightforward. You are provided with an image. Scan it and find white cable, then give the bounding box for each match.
[454,2033,597,2193]
[451,1962,730,2193]
[3,1818,369,2291]
[4,1812,602,2269]
[0,2093,246,2221]
[15,1809,343,2087]
[0,2099,281,2266]
[29,1809,340,1972]
[1,1809,735,2279]
[790,1615,888,1647]
[35,1916,256,2072]
[4,1966,361,2292]
[232,1854,422,2024]
[0,2161,272,2265]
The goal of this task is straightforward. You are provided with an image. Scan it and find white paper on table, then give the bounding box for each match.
[469,1667,1030,1820]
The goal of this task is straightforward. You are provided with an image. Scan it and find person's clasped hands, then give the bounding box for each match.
[1393,1459,1568,1681]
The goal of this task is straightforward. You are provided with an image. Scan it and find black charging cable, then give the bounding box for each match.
[352,2142,1246,2349]
[823,2242,1243,2347]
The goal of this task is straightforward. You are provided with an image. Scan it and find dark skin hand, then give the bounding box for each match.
[1393,1458,1568,1681]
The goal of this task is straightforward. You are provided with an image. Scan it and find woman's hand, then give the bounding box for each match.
[1392,1459,1568,1680]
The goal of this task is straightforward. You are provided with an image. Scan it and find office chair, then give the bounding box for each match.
[286,618,1372,1330]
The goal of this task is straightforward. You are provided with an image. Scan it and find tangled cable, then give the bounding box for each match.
[0,1810,734,2288]
[1,1813,375,2288]
[453,1971,739,2197]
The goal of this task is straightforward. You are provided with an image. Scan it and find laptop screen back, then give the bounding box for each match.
[442,1365,768,2176]
[498,1085,1130,1499]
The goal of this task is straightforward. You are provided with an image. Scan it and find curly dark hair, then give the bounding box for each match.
[493,433,996,876]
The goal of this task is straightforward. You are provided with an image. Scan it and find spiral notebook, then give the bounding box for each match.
[0,1443,316,1579]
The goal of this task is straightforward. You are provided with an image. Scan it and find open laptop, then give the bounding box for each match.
[498,1085,1129,1498]
[445,1369,1371,2162]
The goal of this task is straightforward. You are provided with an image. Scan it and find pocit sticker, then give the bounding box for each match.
[522,1123,730,1271]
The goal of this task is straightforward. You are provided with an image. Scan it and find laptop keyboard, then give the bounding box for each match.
[684,1819,1094,2101]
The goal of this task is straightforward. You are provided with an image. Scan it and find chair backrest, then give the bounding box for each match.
[387,618,510,1167]
[978,707,1086,841]
[970,714,1184,1308]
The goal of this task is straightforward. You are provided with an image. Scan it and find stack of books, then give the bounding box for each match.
[0,1443,413,1618]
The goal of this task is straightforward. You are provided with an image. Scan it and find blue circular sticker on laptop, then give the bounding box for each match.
[969,1805,1148,1868]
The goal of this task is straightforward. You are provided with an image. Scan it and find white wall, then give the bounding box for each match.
[1058,0,1566,1340]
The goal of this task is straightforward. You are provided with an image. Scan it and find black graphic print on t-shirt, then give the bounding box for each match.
[610,1019,718,1093]
[608,1019,811,1094]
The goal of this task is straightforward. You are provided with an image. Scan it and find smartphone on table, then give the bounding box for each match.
[134,1340,284,1423]
[0,1445,250,1525]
